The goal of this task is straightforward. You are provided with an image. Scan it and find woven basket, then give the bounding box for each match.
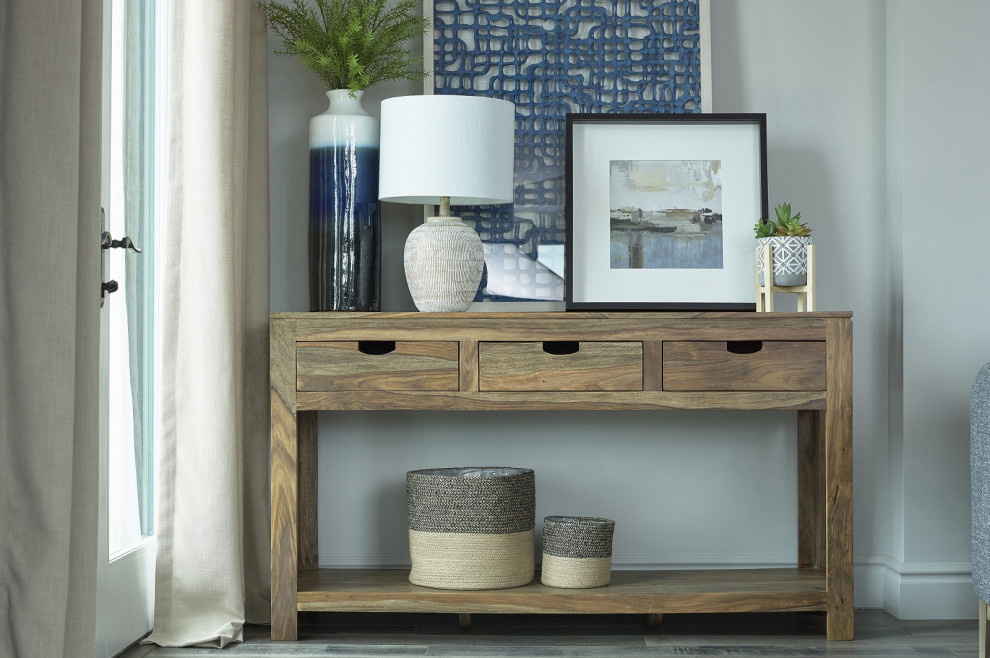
[406,467,535,590]
[540,515,615,589]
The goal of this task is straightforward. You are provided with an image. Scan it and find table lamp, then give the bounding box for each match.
[379,95,515,312]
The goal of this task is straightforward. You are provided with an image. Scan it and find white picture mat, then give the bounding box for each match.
[571,121,763,305]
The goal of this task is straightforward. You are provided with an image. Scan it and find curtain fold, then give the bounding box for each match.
[0,1,103,657]
[143,0,271,648]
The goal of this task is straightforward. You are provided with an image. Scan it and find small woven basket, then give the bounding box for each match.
[540,515,615,589]
[406,467,535,590]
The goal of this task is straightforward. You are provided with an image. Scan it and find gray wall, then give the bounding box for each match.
[267,0,989,617]
[710,0,889,608]
[883,0,990,618]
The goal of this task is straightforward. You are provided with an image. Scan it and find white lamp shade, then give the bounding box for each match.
[378,95,515,206]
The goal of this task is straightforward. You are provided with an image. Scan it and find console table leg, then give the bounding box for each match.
[298,411,319,570]
[271,390,299,641]
[797,410,825,570]
[825,318,854,640]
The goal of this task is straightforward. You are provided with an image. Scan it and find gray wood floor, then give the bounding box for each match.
[122,610,978,657]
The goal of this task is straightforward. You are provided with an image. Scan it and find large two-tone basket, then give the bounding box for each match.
[406,467,535,590]
[541,516,615,589]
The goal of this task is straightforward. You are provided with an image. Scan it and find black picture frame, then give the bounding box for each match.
[565,113,768,311]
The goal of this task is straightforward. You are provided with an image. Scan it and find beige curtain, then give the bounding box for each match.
[143,0,271,648]
[0,1,103,656]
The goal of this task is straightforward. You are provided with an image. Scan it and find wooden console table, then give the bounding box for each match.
[270,311,853,641]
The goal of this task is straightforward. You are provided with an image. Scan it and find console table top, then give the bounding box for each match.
[273,310,853,320]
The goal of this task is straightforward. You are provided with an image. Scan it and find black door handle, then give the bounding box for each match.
[101,231,142,253]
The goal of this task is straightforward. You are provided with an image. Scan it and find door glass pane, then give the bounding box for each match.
[108,0,155,557]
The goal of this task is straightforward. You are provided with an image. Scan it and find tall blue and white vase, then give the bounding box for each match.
[309,89,380,311]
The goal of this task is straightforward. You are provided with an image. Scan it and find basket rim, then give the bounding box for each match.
[407,466,533,478]
[544,515,615,527]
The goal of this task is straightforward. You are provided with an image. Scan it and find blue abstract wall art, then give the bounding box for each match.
[430,0,706,301]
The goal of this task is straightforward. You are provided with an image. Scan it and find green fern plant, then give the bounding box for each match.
[260,0,430,95]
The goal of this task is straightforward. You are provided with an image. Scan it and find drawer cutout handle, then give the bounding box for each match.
[542,341,580,355]
[726,341,763,355]
[358,340,396,355]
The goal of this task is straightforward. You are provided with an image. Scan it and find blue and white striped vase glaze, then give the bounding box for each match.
[309,89,381,311]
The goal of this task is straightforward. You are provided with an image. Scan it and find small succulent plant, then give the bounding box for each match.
[754,202,812,238]
[753,217,776,238]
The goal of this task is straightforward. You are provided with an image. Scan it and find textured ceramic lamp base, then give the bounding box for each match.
[404,217,484,312]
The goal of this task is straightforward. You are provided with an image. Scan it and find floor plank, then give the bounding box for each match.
[120,609,977,657]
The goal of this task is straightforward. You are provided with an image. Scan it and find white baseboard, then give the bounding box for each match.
[875,555,977,619]
[318,552,977,619]
[855,554,887,608]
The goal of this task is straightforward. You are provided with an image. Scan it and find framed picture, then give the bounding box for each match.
[565,113,768,311]
[424,0,711,306]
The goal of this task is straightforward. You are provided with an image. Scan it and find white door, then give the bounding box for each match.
[96,0,161,655]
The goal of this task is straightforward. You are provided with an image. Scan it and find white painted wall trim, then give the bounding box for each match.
[876,555,976,619]
[318,553,800,571]
[855,554,887,609]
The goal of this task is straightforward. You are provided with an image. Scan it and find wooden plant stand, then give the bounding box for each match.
[756,243,816,312]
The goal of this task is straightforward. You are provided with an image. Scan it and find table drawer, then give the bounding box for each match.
[479,341,643,391]
[662,341,826,391]
[297,341,459,391]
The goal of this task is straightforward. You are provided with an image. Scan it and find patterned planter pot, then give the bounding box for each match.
[541,516,615,589]
[406,467,535,590]
[757,236,812,287]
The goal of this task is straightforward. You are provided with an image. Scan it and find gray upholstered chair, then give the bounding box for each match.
[972,361,990,657]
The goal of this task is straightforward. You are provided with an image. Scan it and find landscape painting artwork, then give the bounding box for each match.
[609,160,723,269]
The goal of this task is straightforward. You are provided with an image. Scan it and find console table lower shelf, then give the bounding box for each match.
[295,568,828,614]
